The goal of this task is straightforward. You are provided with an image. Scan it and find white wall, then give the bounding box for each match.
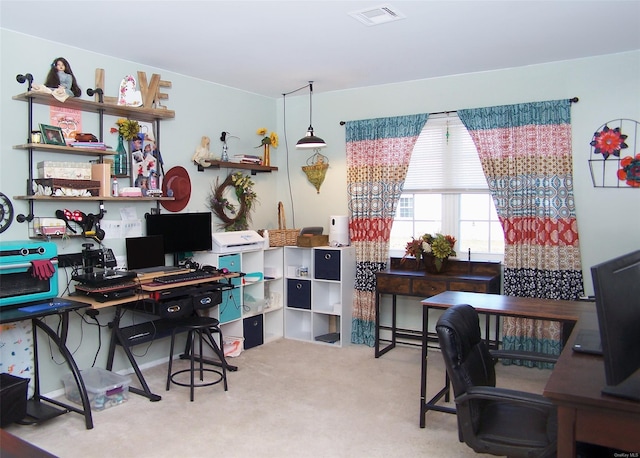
[2,27,639,392]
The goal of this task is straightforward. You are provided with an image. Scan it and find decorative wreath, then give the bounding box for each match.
[208,172,257,231]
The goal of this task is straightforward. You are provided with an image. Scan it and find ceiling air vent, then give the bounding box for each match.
[349,5,406,26]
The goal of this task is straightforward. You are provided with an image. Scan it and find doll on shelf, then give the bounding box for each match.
[192,136,213,167]
[45,57,81,97]
[31,57,81,102]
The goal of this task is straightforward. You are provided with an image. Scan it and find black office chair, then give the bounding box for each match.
[435,304,557,458]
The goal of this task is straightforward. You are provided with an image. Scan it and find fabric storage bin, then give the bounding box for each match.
[243,314,264,350]
[287,278,311,309]
[314,249,341,281]
[0,373,29,427]
[62,367,130,411]
[37,161,92,180]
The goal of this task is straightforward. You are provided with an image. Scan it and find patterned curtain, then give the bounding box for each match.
[459,100,584,367]
[346,114,429,346]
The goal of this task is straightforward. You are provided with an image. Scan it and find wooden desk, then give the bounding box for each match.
[77,273,238,401]
[375,259,501,357]
[544,313,640,456]
[419,291,589,428]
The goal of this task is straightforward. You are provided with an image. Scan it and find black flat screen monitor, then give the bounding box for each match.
[126,235,165,270]
[591,249,640,401]
[145,212,212,254]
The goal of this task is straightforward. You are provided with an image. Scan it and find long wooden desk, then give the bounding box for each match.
[544,313,640,456]
[420,291,640,455]
[76,272,238,402]
[419,291,588,427]
[375,259,501,357]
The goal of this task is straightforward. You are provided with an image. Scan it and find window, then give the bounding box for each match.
[389,115,504,261]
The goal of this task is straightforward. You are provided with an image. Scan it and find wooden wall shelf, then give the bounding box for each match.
[196,160,278,174]
[13,92,175,122]
[14,144,115,156]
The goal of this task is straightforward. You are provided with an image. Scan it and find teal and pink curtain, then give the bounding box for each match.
[459,100,584,367]
[346,114,429,346]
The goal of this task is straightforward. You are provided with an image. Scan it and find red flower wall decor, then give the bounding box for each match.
[590,125,628,159]
[617,154,640,188]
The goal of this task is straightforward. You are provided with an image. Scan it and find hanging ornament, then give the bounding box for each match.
[302,151,329,194]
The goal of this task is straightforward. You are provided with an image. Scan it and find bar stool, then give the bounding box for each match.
[166,315,228,401]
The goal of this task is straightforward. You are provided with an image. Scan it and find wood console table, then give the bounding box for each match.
[375,259,501,357]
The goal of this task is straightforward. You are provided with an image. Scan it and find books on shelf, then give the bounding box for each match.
[230,154,262,164]
[70,142,108,150]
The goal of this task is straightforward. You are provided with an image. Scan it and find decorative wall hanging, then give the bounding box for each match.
[302,151,329,193]
[208,172,258,231]
[588,119,639,188]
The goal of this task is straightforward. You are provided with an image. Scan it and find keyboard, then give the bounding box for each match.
[75,280,139,294]
[152,270,216,284]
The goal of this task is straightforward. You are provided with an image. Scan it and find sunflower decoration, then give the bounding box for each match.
[256,127,279,148]
[590,125,628,160]
[617,154,640,188]
[110,118,140,141]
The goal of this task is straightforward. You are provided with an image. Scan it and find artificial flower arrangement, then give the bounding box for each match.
[403,233,457,272]
[617,153,640,187]
[256,127,279,148]
[110,118,140,141]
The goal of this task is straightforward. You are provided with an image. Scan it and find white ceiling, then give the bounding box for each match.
[2,1,639,98]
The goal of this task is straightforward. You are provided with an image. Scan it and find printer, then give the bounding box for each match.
[211,230,264,254]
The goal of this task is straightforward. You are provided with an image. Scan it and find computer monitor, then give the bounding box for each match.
[145,212,212,254]
[590,249,640,401]
[125,235,166,270]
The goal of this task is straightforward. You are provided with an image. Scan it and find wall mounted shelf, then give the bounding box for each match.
[196,160,278,175]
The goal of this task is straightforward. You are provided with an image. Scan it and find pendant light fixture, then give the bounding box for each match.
[296,81,327,149]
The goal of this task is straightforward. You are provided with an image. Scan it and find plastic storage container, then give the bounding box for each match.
[0,373,29,427]
[62,368,131,411]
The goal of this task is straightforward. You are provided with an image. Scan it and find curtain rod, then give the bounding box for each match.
[338,97,579,125]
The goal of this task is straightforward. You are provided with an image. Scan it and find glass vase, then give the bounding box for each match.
[114,135,128,176]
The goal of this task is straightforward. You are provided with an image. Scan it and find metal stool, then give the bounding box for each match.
[166,316,228,401]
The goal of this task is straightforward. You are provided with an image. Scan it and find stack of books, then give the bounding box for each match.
[231,154,262,165]
[70,142,108,150]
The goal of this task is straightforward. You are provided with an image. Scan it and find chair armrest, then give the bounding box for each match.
[490,349,558,364]
[457,386,555,408]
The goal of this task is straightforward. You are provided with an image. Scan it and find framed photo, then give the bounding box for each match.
[39,124,66,146]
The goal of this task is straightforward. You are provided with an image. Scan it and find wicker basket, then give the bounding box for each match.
[269,202,299,247]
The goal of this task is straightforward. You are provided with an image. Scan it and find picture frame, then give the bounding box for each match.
[39,124,66,146]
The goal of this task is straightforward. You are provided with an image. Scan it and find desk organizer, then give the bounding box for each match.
[62,368,131,411]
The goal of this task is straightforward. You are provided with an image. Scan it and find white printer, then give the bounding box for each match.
[211,230,264,254]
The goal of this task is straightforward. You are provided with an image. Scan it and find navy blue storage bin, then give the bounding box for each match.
[287,279,311,309]
[314,249,341,281]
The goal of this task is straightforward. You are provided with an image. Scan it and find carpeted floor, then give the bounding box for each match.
[4,338,552,457]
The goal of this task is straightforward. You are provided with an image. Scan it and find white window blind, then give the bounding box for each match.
[403,115,488,191]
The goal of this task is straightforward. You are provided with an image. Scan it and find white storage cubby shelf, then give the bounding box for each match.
[193,246,284,351]
[284,246,355,347]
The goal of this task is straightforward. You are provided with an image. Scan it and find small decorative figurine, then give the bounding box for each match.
[192,136,213,167]
[44,57,81,97]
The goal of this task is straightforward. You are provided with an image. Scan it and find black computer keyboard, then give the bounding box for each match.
[152,270,216,284]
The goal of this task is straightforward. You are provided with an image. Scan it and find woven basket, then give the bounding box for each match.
[269,202,299,247]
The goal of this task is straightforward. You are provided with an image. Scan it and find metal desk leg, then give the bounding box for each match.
[375,293,397,358]
[420,306,455,428]
[106,306,161,402]
[30,317,94,429]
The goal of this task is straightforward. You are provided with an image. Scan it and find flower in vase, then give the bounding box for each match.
[256,127,279,148]
[110,118,140,141]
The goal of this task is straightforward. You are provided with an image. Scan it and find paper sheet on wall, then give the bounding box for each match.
[101,219,142,239]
